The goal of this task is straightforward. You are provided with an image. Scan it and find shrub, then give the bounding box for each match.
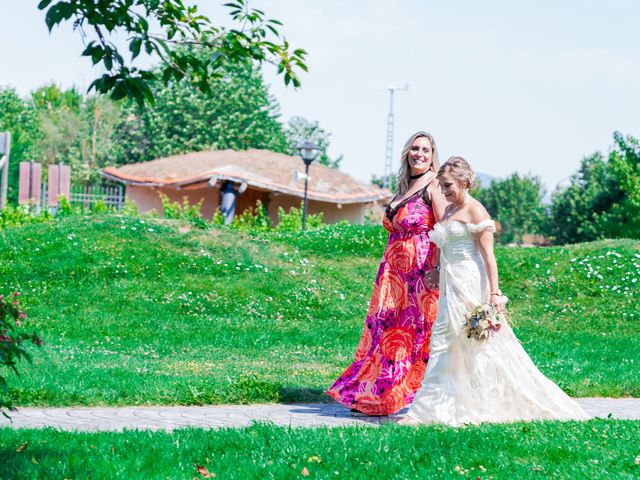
[0,204,52,229]
[276,204,324,232]
[91,199,112,214]
[229,200,272,232]
[0,291,41,416]
[159,194,209,229]
[56,195,75,216]
[120,199,138,216]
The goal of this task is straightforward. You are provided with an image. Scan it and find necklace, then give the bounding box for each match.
[410,171,428,180]
[443,200,466,221]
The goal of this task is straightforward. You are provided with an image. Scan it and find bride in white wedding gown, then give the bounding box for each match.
[403,157,588,426]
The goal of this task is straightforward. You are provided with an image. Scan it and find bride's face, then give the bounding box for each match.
[438,172,466,204]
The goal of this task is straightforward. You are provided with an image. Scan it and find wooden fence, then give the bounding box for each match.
[18,161,124,211]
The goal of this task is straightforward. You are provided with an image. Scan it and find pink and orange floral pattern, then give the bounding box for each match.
[327,188,439,415]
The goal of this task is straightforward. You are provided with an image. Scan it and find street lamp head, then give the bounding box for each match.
[296,141,321,166]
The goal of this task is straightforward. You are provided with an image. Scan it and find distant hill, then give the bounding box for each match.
[476,171,500,188]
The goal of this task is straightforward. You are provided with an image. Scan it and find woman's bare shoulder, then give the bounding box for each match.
[466,199,490,223]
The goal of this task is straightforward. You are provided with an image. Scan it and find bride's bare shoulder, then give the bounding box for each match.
[467,200,490,224]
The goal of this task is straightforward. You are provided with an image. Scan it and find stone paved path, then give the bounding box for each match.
[1,398,638,432]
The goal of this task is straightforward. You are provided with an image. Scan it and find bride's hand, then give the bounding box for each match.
[490,293,508,312]
[424,268,439,289]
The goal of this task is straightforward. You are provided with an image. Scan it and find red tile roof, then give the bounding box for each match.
[103,149,391,204]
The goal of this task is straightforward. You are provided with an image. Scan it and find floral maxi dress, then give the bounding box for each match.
[326,187,440,415]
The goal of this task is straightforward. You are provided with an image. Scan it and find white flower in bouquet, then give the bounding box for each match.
[462,301,509,341]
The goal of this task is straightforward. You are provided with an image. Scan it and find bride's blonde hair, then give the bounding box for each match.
[437,156,477,189]
[396,131,439,196]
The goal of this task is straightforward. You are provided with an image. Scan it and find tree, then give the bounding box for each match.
[113,57,289,164]
[38,0,307,105]
[547,133,640,244]
[33,84,122,185]
[475,173,546,244]
[546,153,618,244]
[603,132,640,238]
[33,85,84,168]
[32,84,83,111]
[284,117,342,169]
[0,88,42,204]
[370,174,396,191]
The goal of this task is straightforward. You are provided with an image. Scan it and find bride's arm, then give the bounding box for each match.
[470,205,507,311]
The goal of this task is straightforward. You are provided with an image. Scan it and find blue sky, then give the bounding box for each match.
[2,1,640,192]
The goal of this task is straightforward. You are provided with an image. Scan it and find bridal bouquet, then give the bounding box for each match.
[462,303,506,340]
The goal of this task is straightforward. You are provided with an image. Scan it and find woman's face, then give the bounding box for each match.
[406,137,433,176]
[438,171,467,204]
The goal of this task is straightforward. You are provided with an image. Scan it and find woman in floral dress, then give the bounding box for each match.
[327,131,447,415]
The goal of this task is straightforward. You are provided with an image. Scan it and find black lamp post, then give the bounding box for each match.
[296,141,321,230]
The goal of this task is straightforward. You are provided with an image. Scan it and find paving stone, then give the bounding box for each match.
[0,398,638,432]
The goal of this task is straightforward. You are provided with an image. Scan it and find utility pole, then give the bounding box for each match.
[383,85,408,191]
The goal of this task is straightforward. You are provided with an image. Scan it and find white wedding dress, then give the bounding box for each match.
[407,220,589,426]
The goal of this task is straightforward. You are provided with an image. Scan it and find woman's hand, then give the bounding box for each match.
[424,268,440,290]
[490,293,508,312]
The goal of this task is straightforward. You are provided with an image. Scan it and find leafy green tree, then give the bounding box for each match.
[284,117,342,169]
[546,153,620,244]
[0,88,42,204]
[113,58,289,164]
[78,95,122,184]
[33,85,83,168]
[475,173,546,244]
[32,84,83,111]
[33,84,122,185]
[602,132,640,238]
[370,174,396,191]
[546,132,639,245]
[38,0,307,105]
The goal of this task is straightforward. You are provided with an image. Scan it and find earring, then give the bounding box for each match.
[464,189,470,202]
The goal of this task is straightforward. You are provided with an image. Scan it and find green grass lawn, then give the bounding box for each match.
[1,215,639,406]
[1,420,639,479]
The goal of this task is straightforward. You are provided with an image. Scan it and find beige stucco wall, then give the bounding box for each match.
[125,184,372,224]
[126,185,221,219]
[266,193,367,224]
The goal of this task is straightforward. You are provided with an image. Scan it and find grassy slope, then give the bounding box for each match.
[1,420,640,479]
[1,215,639,406]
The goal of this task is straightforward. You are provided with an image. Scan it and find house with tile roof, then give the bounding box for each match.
[102,149,391,224]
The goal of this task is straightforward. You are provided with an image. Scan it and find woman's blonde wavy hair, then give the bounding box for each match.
[396,131,440,196]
